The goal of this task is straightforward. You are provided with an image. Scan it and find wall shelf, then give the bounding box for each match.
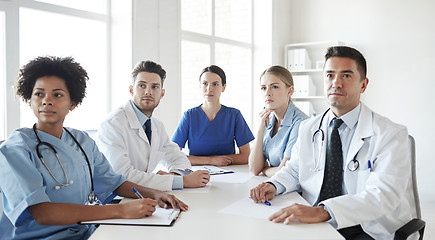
[285,41,345,116]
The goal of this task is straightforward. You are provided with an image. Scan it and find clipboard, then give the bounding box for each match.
[192,165,234,175]
[80,207,180,226]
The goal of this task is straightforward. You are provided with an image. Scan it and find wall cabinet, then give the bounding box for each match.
[284,41,345,116]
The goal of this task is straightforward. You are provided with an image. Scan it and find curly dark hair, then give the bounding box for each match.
[16,56,88,105]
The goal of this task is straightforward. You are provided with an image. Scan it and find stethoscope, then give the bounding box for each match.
[311,109,360,172]
[33,124,100,205]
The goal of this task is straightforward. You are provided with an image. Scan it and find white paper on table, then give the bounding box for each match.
[218,192,307,220]
[81,207,180,226]
[191,165,234,175]
[191,165,253,183]
[172,182,212,193]
[210,172,253,183]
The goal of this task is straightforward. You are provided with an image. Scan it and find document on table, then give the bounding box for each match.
[192,165,234,175]
[81,207,180,226]
[173,182,212,193]
[210,172,253,183]
[191,165,253,183]
[218,192,307,220]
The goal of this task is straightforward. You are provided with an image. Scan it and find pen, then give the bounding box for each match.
[203,166,224,173]
[249,197,271,206]
[368,160,372,172]
[132,187,144,199]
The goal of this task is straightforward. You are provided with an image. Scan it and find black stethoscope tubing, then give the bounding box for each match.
[312,109,359,172]
[33,124,98,203]
[312,108,330,143]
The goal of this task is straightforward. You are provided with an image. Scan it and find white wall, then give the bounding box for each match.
[283,0,435,198]
[132,0,181,135]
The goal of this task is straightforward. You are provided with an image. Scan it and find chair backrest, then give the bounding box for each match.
[0,140,3,220]
[408,135,422,219]
[0,191,2,221]
[0,140,4,220]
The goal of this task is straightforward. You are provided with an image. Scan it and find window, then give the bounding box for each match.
[35,0,106,13]
[0,0,124,137]
[181,0,253,127]
[181,40,210,111]
[19,7,108,130]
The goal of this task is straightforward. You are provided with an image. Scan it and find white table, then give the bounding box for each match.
[90,165,344,240]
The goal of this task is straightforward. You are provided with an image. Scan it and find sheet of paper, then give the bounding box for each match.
[81,207,180,226]
[191,165,233,175]
[210,172,253,183]
[218,192,307,220]
[191,165,253,183]
[172,182,212,193]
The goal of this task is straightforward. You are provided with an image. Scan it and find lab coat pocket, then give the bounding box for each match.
[356,168,371,192]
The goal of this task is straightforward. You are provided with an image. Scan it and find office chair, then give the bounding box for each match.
[0,139,3,220]
[394,135,426,240]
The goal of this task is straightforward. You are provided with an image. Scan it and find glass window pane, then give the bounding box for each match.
[215,0,252,43]
[215,43,252,127]
[20,7,107,130]
[36,0,107,14]
[181,0,211,35]
[181,40,210,112]
[0,11,5,139]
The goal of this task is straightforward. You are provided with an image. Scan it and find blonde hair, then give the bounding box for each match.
[260,65,293,87]
[260,65,294,103]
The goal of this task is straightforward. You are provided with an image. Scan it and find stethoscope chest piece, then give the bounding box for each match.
[347,159,360,171]
[87,191,101,205]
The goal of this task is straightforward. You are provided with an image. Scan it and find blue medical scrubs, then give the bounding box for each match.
[172,105,254,156]
[0,127,126,240]
[263,102,308,167]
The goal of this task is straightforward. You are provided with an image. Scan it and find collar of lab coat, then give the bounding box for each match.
[124,101,151,144]
[310,103,374,167]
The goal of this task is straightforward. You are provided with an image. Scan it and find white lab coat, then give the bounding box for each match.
[96,101,191,191]
[272,103,416,240]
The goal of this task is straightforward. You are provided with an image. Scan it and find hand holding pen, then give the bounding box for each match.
[139,186,189,211]
[114,187,157,218]
[250,182,276,205]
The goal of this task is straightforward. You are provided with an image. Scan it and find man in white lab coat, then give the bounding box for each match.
[97,61,209,192]
[250,46,415,240]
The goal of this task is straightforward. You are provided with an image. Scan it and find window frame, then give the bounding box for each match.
[180,0,255,127]
[0,0,113,138]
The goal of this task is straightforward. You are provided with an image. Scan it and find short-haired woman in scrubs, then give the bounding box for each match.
[0,56,187,239]
[249,66,308,177]
[172,65,254,166]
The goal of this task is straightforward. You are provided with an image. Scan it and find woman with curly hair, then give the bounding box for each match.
[0,56,187,239]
